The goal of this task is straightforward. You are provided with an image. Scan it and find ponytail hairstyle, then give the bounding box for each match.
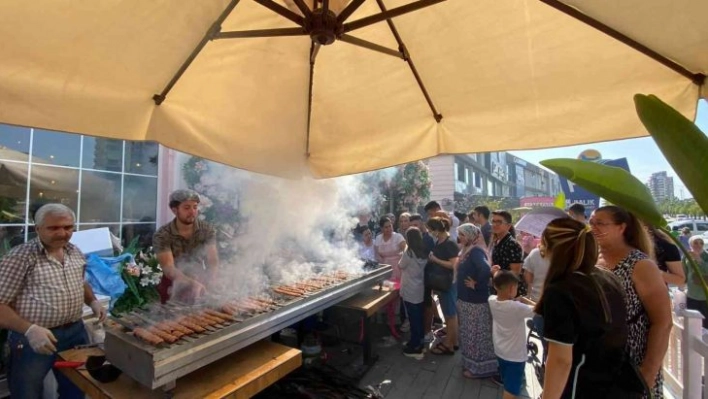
[426,216,450,234]
[595,206,653,256]
[405,227,427,259]
[534,217,598,313]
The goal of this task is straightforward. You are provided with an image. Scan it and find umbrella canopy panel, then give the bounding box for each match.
[0,0,705,178]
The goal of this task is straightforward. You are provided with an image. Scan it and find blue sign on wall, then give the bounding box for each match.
[558,158,631,213]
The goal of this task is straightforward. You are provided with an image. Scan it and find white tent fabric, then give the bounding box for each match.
[0,0,705,178]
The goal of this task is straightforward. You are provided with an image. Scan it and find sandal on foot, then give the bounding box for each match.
[462,370,477,379]
[430,342,455,355]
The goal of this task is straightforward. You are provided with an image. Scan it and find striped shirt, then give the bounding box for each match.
[0,238,86,328]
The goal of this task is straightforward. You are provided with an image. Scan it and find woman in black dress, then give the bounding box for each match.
[537,218,629,398]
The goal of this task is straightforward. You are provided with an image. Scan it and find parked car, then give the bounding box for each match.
[669,219,708,236]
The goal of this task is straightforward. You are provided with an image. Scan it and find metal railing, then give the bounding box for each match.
[663,309,707,399]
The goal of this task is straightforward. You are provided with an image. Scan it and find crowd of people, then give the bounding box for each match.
[1,190,704,399]
[354,200,696,399]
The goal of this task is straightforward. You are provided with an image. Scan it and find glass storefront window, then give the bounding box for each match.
[28,165,79,213]
[0,161,28,223]
[83,137,124,172]
[121,223,156,250]
[122,175,158,222]
[0,123,159,252]
[0,125,31,160]
[79,171,122,223]
[32,129,81,167]
[125,142,158,176]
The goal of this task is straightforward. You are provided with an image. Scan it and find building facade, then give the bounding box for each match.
[0,123,163,251]
[647,171,675,201]
[428,152,559,209]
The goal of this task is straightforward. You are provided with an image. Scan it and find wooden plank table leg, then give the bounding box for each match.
[362,315,378,366]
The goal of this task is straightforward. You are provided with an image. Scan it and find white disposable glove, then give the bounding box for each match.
[89,300,107,322]
[24,324,58,355]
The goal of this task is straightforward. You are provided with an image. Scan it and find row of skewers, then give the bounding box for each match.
[112,271,353,347]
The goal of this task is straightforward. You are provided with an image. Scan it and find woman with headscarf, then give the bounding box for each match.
[455,223,497,379]
[589,206,672,398]
[398,212,411,235]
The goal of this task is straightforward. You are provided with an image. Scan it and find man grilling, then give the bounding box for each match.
[154,189,219,303]
[0,203,106,398]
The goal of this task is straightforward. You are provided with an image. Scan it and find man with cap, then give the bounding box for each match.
[153,189,219,303]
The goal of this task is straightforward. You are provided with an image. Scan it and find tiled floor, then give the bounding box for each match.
[351,318,541,399]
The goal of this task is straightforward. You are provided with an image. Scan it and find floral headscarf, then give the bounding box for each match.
[458,223,488,256]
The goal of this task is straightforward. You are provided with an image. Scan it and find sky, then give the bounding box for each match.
[510,99,708,200]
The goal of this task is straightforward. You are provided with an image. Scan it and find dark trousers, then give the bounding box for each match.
[687,297,708,329]
[404,301,424,349]
[8,320,88,399]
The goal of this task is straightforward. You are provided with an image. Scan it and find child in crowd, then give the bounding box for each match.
[488,270,535,398]
[398,227,429,359]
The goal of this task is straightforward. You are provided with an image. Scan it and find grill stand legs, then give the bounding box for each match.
[161,380,176,398]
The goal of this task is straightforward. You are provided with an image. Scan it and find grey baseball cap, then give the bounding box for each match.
[169,189,200,205]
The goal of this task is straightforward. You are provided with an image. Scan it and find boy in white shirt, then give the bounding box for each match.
[488,270,535,399]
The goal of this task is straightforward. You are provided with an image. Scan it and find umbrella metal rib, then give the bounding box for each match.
[342,0,446,33]
[153,0,447,126]
[152,0,241,105]
[338,34,404,59]
[540,0,706,86]
[375,0,443,123]
[306,42,318,157]
[216,28,307,39]
[253,0,305,26]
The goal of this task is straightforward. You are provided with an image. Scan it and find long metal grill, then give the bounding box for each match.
[104,265,392,389]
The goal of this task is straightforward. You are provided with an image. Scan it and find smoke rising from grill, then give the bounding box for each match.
[187,162,380,298]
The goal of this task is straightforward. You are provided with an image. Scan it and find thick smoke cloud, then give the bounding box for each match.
[189,162,384,298]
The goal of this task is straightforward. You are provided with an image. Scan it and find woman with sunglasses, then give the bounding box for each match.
[588,206,672,398]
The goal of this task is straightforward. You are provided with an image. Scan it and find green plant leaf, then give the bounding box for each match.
[634,94,708,213]
[540,158,666,226]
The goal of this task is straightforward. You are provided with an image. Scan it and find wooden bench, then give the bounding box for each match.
[333,285,399,367]
[58,340,301,398]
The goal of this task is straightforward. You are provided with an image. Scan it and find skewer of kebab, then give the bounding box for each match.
[240,297,275,311]
[276,285,308,295]
[272,287,304,298]
[123,315,181,344]
[109,316,167,347]
[130,312,191,338]
[249,297,281,308]
[151,304,208,334]
[293,282,320,292]
[162,304,218,331]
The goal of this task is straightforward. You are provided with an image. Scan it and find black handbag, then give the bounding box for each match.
[425,263,453,292]
[607,356,650,398]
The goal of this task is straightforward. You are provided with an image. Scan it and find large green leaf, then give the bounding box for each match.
[540,158,666,226]
[634,94,708,213]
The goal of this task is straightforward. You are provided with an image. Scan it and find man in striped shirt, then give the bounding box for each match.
[0,203,106,398]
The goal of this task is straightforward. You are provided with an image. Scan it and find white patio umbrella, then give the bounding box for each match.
[0,1,705,178]
[515,206,569,238]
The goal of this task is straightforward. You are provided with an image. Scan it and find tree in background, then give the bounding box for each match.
[361,161,432,217]
[657,198,706,219]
